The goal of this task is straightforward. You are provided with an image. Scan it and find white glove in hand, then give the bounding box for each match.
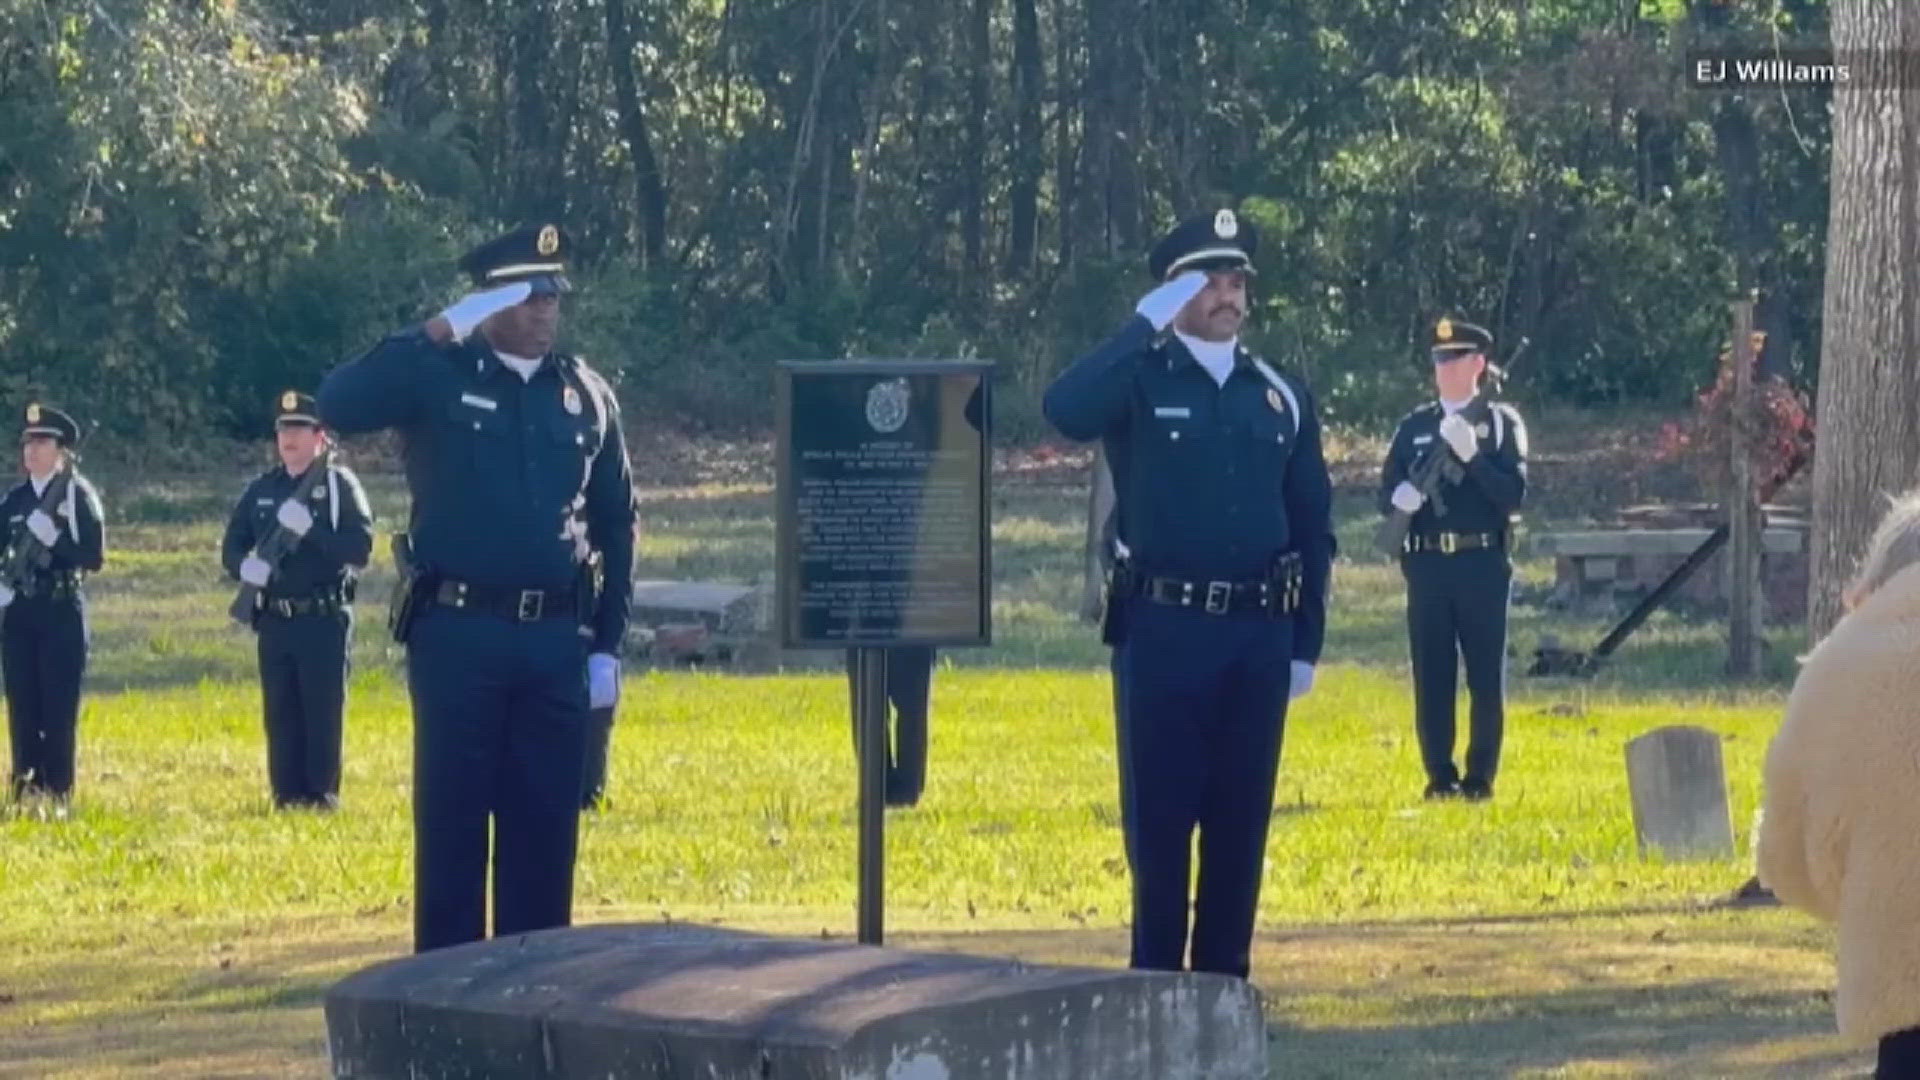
[276,499,314,537]
[1391,481,1425,514]
[25,510,57,547]
[1440,414,1479,462]
[0,584,16,609]
[240,554,272,588]
[439,282,533,342]
[1133,272,1208,332]
[1289,661,1315,702]
[588,652,620,709]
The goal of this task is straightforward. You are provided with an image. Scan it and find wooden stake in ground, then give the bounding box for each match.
[1726,298,1763,679]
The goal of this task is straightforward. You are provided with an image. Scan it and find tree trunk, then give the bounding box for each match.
[1008,0,1041,272]
[605,0,669,268]
[962,0,992,287]
[1053,0,1077,268]
[1808,0,1920,639]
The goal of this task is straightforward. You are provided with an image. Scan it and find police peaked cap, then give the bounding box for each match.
[458,223,574,296]
[20,403,79,446]
[274,390,320,427]
[1431,317,1493,356]
[1147,209,1259,280]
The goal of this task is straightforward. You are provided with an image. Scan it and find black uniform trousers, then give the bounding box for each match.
[844,645,934,807]
[4,593,88,798]
[1112,599,1293,977]
[1402,548,1512,787]
[405,604,589,953]
[581,704,614,809]
[256,609,350,806]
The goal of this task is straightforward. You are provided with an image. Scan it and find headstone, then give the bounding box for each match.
[324,923,1269,1080]
[1624,725,1735,860]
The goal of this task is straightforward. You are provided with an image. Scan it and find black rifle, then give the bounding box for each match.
[1373,398,1496,557]
[229,449,333,626]
[2,468,73,593]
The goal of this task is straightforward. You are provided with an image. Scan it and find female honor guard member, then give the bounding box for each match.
[2,404,104,811]
[318,224,635,953]
[1043,209,1335,979]
[1378,318,1528,801]
[221,391,374,811]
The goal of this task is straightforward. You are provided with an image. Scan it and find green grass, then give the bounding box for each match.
[0,457,1858,1078]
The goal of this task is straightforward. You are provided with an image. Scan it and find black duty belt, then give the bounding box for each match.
[432,578,578,622]
[261,592,347,619]
[1406,531,1505,555]
[1125,552,1304,616]
[19,570,80,601]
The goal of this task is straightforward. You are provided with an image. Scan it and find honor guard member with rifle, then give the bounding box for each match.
[221,391,374,811]
[1,404,104,810]
[1043,210,1335,979]
[1378,317,1528,801]
[318,224,635,953]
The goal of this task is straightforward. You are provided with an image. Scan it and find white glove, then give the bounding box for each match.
[25,510,57,547]
[1133,272,1208,331]
[439,282,533,342]
[1289,661,1315,702]
[588,652,620,709]
[0,584,15,609]
[276,499,314,537]
[1390,481,1425,514]
[1440,414,1479,462]
[239,554,272,588]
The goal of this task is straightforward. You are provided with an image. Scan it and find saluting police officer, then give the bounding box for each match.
[318,224,635,952]
[1,405,105,812]
[221,391,374,811]
[1043,209,1335,979]
[1379,317,1528,801]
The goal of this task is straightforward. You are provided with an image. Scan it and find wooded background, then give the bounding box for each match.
[0,0,1831,440]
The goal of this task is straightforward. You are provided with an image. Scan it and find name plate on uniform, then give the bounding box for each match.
[775,360,992,649]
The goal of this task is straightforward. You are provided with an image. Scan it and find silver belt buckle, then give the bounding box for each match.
[517,590,543,621]
[1204,581,1231,615]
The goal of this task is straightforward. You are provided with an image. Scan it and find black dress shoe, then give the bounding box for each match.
[1460,779,1493,801]
[1423,780,1460,800]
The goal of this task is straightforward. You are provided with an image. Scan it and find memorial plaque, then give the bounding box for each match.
[775,360,991,649]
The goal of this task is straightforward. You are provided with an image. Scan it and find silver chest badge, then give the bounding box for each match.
[865,378,910,434]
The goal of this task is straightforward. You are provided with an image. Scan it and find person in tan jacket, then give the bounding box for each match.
[1758,490,1920,1077]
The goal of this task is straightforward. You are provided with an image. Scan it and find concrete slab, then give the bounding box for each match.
[325,923,1268,1079]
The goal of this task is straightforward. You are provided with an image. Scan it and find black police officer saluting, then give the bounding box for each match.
[318,224,636,952]
[1043,209,1335,979]
[221,391,374,811]
[1378,317,1528,802]
[1,404,104,813]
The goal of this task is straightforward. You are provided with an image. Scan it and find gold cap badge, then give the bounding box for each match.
[281,391,297,411]
[1436,318,1453,341]
[25,404,40,423]
[1214,209,1239,239]
[537,225,560,256]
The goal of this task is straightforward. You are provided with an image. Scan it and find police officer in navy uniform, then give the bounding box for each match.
[221,391,374,811]
[1,404,104,811]
[318,224,636,952]
[843,645,934,808]
[1043,209,1335,978]
[1379,317,1527,801]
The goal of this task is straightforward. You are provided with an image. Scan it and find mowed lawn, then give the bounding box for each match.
[0,438,1858,1078]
